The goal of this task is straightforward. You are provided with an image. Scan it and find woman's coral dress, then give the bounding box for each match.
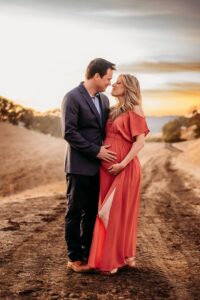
[88,110,149,271]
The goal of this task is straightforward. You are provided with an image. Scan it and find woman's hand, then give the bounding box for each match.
[108,162,125,175]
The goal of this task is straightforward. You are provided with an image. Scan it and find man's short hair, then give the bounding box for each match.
[85,58,116,79]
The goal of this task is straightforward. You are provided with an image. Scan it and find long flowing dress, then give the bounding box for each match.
[88,110,150,271]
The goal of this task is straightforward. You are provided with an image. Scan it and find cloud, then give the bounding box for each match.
[143,89,200,96]
[141,89,200,116]
[168,82,200,92]
[1,0,199,42]
[118,62,200,73]
[1,0,200,18]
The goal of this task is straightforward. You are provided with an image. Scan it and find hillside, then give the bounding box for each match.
[0,122,66,197]
[0,122,199,299]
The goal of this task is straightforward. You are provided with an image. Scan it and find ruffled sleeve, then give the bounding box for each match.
[129,111,150,140]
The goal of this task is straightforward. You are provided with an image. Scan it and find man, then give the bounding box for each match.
[61,58,116,272]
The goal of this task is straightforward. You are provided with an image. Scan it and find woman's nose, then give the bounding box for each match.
[112,83,115,87]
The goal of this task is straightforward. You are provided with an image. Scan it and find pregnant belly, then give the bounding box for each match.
[101,137,131,171]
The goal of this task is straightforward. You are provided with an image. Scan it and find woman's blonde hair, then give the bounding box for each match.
[109,74,142,121]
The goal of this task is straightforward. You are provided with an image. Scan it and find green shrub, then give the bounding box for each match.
[0,96,61,137]
[162,117,187,142]
[0,96,34,128]
[187,113,200,138]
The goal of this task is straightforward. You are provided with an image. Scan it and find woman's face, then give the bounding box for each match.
[111,76,125,97]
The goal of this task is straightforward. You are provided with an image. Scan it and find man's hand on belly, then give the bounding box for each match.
[97,145,117,162]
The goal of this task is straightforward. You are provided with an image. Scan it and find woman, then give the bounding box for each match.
[88,74,149,274]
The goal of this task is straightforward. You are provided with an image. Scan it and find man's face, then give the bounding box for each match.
[95,68,113,92]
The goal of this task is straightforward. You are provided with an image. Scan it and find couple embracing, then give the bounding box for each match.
[61,58,149,275]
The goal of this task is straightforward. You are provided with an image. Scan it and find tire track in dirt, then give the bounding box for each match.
[0,144,199,299]
[138,145,200,300]
[0,192,172,299]
[0,194,67,299]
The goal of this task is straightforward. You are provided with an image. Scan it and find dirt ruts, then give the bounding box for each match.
[0,145,199,299]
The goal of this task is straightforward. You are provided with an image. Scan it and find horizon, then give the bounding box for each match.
[0,94,191,118]
[0,0,200,116]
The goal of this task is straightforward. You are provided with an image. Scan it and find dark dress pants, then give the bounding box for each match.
[65,173,99,262]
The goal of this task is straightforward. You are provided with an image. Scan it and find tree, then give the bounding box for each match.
[162,117,187,142]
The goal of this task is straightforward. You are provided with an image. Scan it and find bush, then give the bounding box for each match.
[187,113,200,138]
[0,96,34,128]
[31,114,61,137]
[0,96,61,137]
[162,117,187,142]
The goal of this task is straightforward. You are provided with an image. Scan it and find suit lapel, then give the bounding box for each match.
[79,83,102,127]
[98,94,107,127]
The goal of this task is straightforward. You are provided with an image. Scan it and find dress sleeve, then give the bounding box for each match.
[129,111,150,139]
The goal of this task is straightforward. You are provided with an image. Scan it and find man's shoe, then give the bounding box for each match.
[67,261,91,273]
[82,257,89,264]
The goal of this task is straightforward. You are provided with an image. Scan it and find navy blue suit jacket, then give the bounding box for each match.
[61,82,110,175]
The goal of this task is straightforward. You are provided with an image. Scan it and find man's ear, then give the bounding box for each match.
[94,73,100,80]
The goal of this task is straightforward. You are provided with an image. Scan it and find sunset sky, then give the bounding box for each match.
[0,0,200,116]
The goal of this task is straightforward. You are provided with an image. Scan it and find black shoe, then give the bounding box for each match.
[82,257,89,264]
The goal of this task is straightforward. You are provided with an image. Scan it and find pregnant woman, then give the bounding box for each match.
[87,74,149,274]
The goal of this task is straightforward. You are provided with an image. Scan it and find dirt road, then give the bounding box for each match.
[0,145,199,300]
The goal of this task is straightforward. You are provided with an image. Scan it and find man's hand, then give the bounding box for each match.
[108,163,124,175]
[97,145,117,162]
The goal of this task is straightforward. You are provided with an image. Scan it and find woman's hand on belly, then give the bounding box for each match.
[107,162,125,176]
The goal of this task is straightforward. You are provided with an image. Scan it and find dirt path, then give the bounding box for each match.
[0,146,199,300]
[139,148,199,300]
